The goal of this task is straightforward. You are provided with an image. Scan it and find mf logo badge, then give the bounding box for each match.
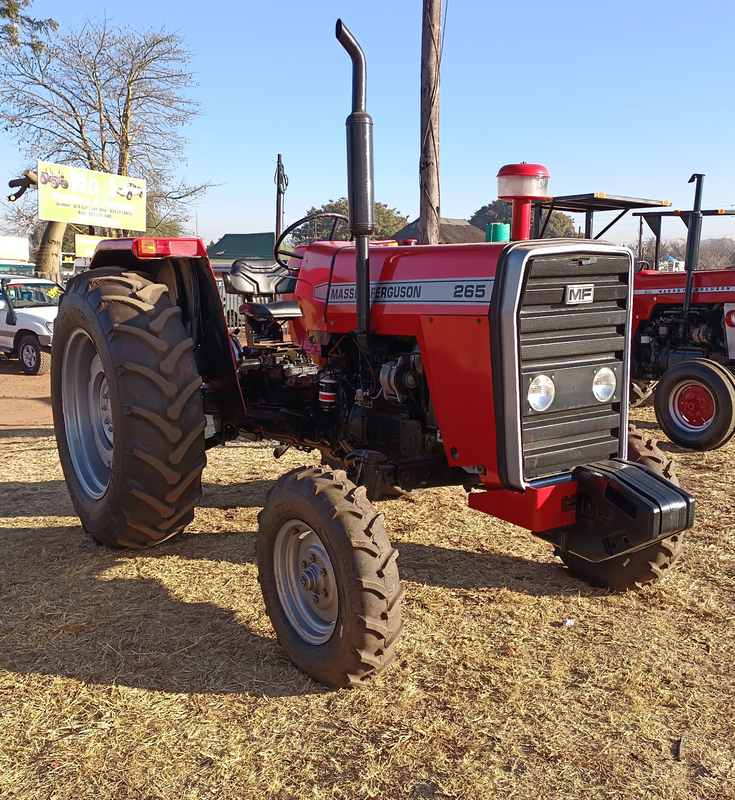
[565,284,595,304]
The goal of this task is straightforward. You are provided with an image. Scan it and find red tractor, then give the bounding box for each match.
[39,169,69,190]
[50,21,694,688]
[533,181,735,451]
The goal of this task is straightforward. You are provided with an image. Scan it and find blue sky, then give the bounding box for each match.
[2,0,734,246]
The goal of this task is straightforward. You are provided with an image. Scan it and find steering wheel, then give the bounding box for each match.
[274,212,350,269]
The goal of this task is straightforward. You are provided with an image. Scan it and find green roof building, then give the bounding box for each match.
[207,233,276,263]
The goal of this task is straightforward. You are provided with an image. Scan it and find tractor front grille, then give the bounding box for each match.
[518,254,630,480]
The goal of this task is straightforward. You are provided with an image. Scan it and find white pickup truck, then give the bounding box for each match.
[0,274,63,375]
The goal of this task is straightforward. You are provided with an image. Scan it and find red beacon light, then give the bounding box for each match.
[497,163,550,241]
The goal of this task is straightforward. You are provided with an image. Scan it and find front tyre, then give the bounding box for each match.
[258,466,404,688]
[654,359,735,451]
[557,425,684,590]
[51,267,206,548]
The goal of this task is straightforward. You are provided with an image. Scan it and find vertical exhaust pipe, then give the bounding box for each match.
[683,173,704,320]
[336,19,375,342]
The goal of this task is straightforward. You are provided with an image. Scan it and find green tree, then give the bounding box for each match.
[469,199,577,239]
[290,198,408,246]
[0,0,56,47]
[469,200,512,230]
[542,211,577,238]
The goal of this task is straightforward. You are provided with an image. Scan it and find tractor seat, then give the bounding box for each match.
[224,259,297,296]
[239,301,303,322]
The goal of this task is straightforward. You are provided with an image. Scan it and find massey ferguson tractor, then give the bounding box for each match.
[51,21,694,688]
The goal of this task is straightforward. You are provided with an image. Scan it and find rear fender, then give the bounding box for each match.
[89,244,246,422]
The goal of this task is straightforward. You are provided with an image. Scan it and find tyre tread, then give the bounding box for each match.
[53,268,206,549]
[258,465,404,688]
[558,427,684,590]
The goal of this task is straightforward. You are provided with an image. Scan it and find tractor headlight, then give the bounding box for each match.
[592,367,616,402]
[528,374,555,412]
[45,321,54,334]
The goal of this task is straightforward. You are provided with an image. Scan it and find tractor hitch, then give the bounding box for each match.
[538,460,694,563]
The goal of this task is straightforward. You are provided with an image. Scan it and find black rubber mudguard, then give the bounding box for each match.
[558,460,695,563]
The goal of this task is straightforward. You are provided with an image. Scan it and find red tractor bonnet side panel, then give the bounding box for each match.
[295,241,504,484]
[417,314,500,486]
[295,241,505,336]
[633,268,735,334]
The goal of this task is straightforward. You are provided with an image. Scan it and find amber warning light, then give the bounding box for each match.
[94,237,208,260]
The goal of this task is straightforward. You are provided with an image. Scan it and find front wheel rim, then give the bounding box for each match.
[670,380,716,431]
[62,328,114,499]
[273,520,338,645]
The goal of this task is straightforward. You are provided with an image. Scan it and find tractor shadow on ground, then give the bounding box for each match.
[0,480,276,518]
[0,426,55,439]
[200,480,275,509]
[0,480,76,517]
[0,519,589,698]
[394,541,590,597]
[0,475,585,598]
[0,522,325,698]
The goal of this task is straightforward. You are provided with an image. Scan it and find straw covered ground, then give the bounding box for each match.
[0,381,734,798]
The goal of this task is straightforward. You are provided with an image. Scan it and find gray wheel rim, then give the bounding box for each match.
[20,342,37,370]
[273,520,338,644]
[62,328,114,499]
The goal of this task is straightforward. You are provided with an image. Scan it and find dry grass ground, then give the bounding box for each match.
[1,401,734,799]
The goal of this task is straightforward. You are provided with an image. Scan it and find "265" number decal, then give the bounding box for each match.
[453,283,486,299]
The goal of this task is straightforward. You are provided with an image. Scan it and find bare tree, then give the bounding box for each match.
[0,15,206,274]
[629,236,735,271]
[627,236,683,269]
[698,237,735,270]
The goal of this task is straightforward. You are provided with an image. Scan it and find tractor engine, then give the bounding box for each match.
[226,333,459,499]
[633,304,729,378]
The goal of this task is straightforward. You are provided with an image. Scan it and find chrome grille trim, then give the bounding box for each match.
[493,241,634,491]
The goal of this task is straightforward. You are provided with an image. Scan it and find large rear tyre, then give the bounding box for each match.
[654,359,735,451]
[51,267,206,548]
[258,466,404,688]
[557,425,684,590]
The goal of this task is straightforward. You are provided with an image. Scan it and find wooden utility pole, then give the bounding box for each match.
[419,0,442,245]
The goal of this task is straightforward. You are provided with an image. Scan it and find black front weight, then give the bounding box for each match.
[540,460,695,563]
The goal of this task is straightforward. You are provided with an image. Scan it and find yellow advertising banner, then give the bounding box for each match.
[74,233,110,258]
[37,161,147,231]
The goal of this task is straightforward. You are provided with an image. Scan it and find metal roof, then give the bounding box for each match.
[391,217,485,244]
[206,232,276,261]
[531,193,672,239]
[534,193,671,215]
